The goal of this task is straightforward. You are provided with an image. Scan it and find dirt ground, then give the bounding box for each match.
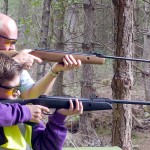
[64,110,150,150]
[64,85,150,150]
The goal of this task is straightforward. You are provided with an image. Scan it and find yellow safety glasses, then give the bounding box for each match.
[0,85,20,96]
[0,35,17,46]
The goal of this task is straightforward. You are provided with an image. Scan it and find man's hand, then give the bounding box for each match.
[51,55,82,74]
[57,99,83,116]
[26,105,50,123]
[13,49,42,69]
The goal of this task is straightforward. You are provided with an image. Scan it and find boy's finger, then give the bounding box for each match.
[69,99,74,111]
[75,99,80,111]
[40,106,50,113]
[79,102,83,114]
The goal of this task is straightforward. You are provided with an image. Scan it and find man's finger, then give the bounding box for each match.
[23,49,42,64]
[23,49,33,53]
[64,55,73,66]
[68,55,77,65]
[31,55,43,64]
[76,59,82,67]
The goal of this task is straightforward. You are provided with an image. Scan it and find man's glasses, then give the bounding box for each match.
[0,35,17,45]
[0,85,20,96]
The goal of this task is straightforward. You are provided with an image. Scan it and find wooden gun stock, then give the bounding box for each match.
[0,49,105,65]
[31,49,105,64]
[0,50,19,57]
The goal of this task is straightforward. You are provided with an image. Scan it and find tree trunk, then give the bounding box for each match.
[64,4,79,84]
[133,1,143,79]
[80,0,97,145]
[52,1,65,96]
[143,1,150,113]
[3,0,8,15]
[111,0,134,149]
[36,0,51,81]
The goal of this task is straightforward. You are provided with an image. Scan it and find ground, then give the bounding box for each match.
[63,79,150,150]
[64,110,150,150]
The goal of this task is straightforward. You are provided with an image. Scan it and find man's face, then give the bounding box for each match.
[0,35,17,51]
[0,75,21,100]
[0,18,18,51]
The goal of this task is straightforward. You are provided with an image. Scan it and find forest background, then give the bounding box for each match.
[1,0,150,150]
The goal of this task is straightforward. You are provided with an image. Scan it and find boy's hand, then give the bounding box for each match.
[26,105,50,123]
[57,99,83,116]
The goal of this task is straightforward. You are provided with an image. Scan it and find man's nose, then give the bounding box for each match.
[9,44,16,50]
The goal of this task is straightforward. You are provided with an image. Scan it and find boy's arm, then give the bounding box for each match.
[31,99,83,150]
[0,103,50,126]
[0,103,31,126]
[32,111,67,150]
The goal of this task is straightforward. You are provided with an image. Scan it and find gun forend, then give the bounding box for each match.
[31,49,105,64]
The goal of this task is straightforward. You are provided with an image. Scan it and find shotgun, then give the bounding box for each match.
[1,48,150,65]
[0,95,150,111]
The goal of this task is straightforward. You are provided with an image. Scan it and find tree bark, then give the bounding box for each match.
[80,0,97,144]
[64,4,79,84]
[3,0,8,15]
[52,1,65,96]
[143,1,150,113]
[36,0,51,81]
[111,0,134,149]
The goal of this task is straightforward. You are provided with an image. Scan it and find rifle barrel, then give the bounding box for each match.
[98,98,150,105]
[94,53,150,63]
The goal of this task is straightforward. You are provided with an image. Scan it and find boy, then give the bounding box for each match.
[0,53,83,150]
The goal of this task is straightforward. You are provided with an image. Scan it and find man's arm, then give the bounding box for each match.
[10,50,81,99]
[20,55,81,99]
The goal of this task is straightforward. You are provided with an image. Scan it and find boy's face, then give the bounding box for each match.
[0,75,21,100]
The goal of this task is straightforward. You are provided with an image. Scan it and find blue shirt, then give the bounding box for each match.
[19,70,35,93]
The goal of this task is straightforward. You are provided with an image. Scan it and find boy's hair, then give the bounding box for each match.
[0,53,23,84]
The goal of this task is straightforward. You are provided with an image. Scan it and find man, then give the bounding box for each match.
[0,53,83,150]
[0,13,82,99]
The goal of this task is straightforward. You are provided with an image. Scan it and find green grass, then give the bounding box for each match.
[63,146,122,150]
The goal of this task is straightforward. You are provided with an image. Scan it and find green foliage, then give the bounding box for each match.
[52,0,81,12]
[66,0,81,4]
[132,131,139,140]
[66,115,80,122]
[29,0,42,7]
[19,17,33,34]
[52,0,65,12]
[137,0,144,5]
[96,126,111,136]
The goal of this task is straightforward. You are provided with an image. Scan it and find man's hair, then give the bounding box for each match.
[0,53,23,84]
